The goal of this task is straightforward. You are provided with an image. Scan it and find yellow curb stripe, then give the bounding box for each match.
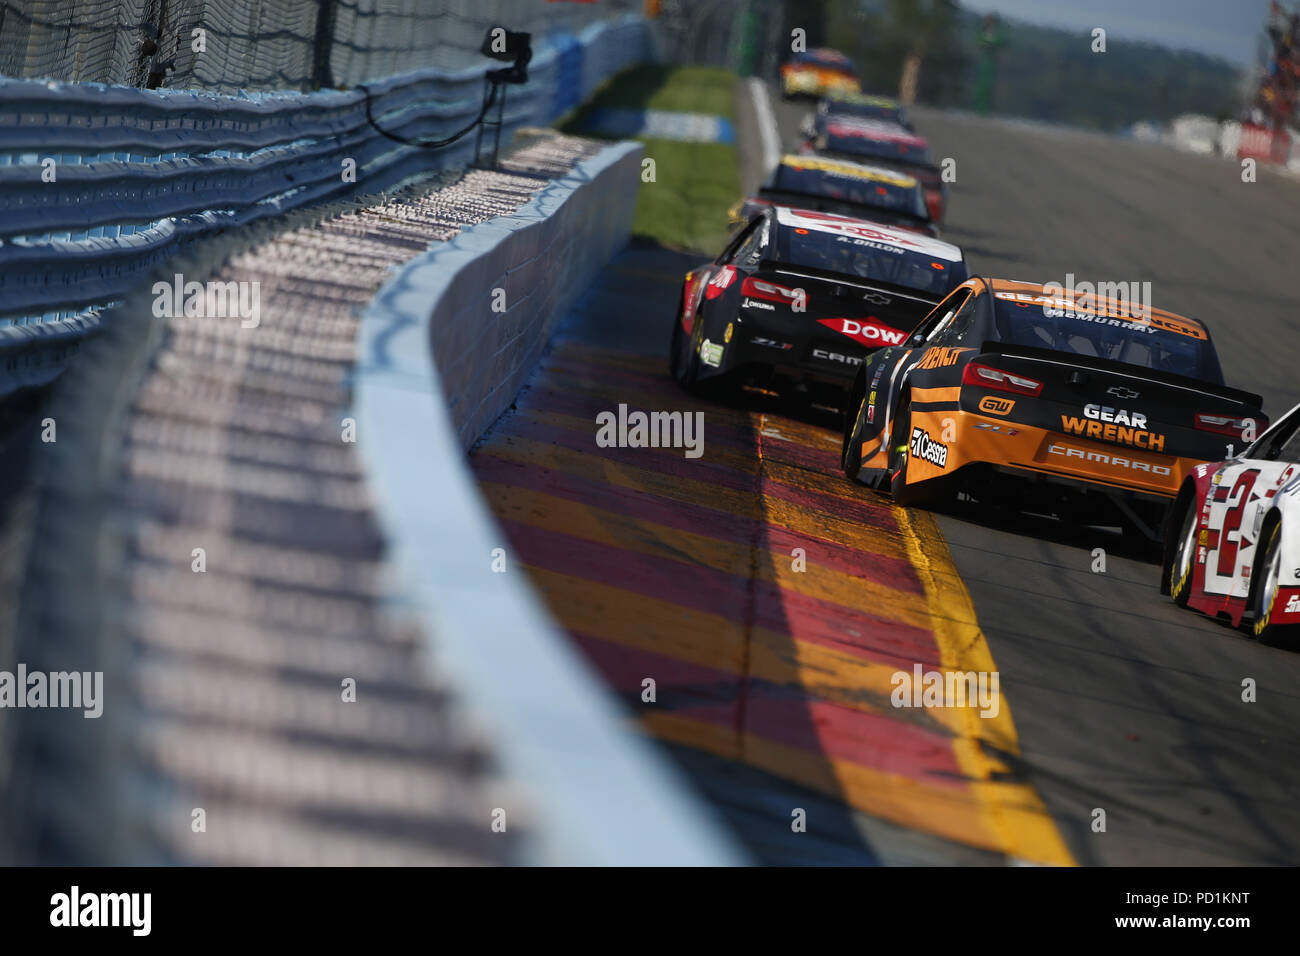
[641,712,1001,851]
[899,507,1078,866]
[478,434,912,561]
[480,481,933,632]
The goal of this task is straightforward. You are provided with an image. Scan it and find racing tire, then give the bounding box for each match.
[1167,498,1198,607]
[678,312,706,393]
[888,398,920,505]
[675,311,731,400]
[1251,523,1299,647]
[888,396,954,508]
[668,308,686,381]
[841,369,869,480]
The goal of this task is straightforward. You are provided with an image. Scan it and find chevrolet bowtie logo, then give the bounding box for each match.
[862,292,891,305]
[1107,386,1139,399]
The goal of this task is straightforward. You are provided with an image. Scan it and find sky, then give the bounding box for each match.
[959,0,1276,67]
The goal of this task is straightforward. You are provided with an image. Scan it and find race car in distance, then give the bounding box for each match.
[781,48,860,99]
[800,115,946,221]
[1164,400,1300,645]
[815,90,912,129]
[728,154,937,237]
[841,278,1267,541]
[669,206,969,406]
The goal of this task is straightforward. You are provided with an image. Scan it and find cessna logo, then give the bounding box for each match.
[1047,443,1171,475]
[910,427,949,467]
[1107,386,1140,400]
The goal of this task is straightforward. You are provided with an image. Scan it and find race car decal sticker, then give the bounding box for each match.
[704,266,736,300]
[1082,404,1147,428]
[993,291,1208,340]
[1059,415,1167,451]
[773,207,963,260]
[818,316,908,347]
[1046,443,1172,475]
[910,427,949,467]
[813,347,863,366]
[779,155,917,188]
[979,396,1015,416]
[1207,468,1261,582]
[915,346,969,370]
[700,339,725,367]
[835,234,907,256]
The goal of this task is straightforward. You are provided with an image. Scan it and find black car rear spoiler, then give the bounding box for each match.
[978,340,1265,409]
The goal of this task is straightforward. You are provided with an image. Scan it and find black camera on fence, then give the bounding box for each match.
[481,26,532,85]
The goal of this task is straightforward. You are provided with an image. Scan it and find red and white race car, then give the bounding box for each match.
[1164,400,1300,645]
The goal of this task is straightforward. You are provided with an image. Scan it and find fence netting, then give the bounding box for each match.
[0,0,643,92]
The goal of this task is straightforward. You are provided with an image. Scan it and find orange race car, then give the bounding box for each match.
[781,48,861,99]
[841,278,1267,539]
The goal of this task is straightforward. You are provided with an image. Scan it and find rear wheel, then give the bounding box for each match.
[1168,499,1198,607]
[888,398,918,504]
[888,397,954,508]
[678,313,705,391]
[1252,523,1299,647]
[841,369,868,480]
[842,396,870,482]
[668,308,684,380]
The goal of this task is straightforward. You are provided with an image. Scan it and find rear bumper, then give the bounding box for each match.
[699,304,890,388]
[903,408,1196,500]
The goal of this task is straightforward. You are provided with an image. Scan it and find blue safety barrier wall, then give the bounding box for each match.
[353,139,744,865]
[0,13,652,393]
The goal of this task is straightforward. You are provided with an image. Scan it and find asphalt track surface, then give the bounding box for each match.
[472,87,1300,864]
[763,92,1300,865]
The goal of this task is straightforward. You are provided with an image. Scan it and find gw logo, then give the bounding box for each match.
[979,396,1014,416]
[910,427,948,467]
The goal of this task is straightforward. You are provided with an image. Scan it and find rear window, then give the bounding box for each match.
[774,225,967,296]
[818,127,931,165]
[822,102,904,125]
[792,51,856,73]
[765,162,926,218]
[991,293,1224,383]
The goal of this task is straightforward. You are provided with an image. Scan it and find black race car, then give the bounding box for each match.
[668,206,969,406]
[729,153,937,237]
[814,91,913,130]
[841,278,1267,539]
[800,115,946,222]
